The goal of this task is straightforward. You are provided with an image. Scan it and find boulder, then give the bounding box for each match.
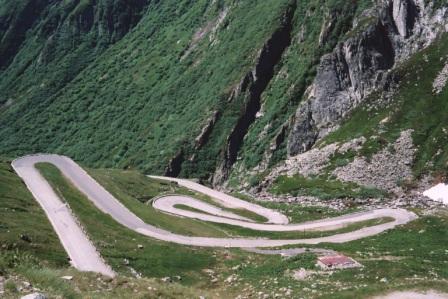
[21,293,47,299]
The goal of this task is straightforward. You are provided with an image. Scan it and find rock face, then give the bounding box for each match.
[194,111,220,150]
[392,0,418,38]
[288,0,448,156]
[165,150,184,177]
[212,2,296,185]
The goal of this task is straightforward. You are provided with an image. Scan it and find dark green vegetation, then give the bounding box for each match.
[0,0,372,181]
[271,174,387,200]
[321,33,448,179]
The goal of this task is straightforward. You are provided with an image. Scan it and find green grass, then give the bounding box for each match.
[37,162,395,242]
[270,174,388,200]
[35,163,218,283]
[229,207,269,223]
[219,210,448,299]
[172,202,268,225]
[2,158,448,298]
[230,191,362,222]
[86,165,395,240]
[89,167,275,237]
[0,158,68,272]
[318,211,448,298]
[207,217,394,240]
[173,190,270,223]
[173,203,215,215]
[260,202,360,223]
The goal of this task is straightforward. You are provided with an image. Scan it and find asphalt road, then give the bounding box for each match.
[12,155,115,277]
[13,154,418,275]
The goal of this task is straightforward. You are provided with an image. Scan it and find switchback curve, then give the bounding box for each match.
[12,154,418,275]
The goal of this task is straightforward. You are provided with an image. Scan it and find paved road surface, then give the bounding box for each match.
[12,155,115,277]
[152,195,406,232]
[13,154,418,275]
[150,175,289,224]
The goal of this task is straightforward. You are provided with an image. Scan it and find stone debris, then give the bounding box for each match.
[129,267,142,279]
[293,268,314,280]
[266,136,366,181]
[333,130,415,193]
[225,274,238,284]
[433,62,448,94]
[161,277,172,283]
[373,290,448,299]
[203,268,219,283]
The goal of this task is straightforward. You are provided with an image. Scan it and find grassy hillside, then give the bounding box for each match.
[0,0,372,181]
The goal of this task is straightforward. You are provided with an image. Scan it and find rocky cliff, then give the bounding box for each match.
[288,0,448,156]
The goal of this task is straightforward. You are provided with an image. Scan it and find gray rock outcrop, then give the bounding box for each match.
[288,0,448,156]
[392,0,418,38]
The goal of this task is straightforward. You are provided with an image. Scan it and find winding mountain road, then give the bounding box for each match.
[12,154,418,276]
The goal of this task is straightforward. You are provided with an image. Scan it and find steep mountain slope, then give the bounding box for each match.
[0,0,447,193]
[0,0,371,176]
[231,0,448,193]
